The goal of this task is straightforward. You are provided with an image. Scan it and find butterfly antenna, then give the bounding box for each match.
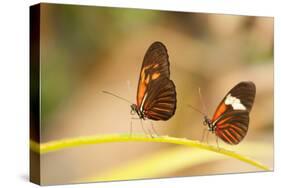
[198,87,208,116]
[126,80,134,102]
[102,90,133,104]
[186,104,206,116]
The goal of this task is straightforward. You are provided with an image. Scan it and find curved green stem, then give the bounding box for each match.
[30,133,270,170]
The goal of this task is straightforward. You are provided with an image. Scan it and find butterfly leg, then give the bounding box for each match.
[147,128,154,138]
[130,117,139,136]
[200,128,207,142]
[216,136,220,150]
[129,119,133,137]
[140,119,150,138]
[150,121,159,137]
[206,131,209,144]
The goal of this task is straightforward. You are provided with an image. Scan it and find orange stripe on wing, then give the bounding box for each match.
[137,65,151,106]
[224,129,239,144]
[216,130,233,144]
[229,127,243,141]
[212,103,227,122]
[137,64,161,107]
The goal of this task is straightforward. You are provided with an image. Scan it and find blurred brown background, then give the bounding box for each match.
[37,3,273,185]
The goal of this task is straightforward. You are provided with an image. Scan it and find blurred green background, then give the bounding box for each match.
[37,3,273,185]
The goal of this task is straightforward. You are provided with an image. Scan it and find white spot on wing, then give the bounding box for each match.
[225,94,246,110]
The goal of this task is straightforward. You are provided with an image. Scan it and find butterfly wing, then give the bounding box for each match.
[215,110,249,145]
[136,41,171,108]
[212,81,256,144]
[142,77,177,120]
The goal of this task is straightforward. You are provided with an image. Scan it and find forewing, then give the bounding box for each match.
[212,81,256,122]
[136,42,171,107]
[142,78,177,121]
[215,110,249,145]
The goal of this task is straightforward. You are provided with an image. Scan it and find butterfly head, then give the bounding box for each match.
[130,104,145,119]
[203,116,215,133]
[130,104,138,115]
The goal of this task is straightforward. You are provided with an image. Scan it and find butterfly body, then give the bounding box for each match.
[130,103,145,120]
[203,81,256,145]
[203,115,215,132]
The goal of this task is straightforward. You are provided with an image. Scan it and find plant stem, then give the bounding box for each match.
[30,133,270,170]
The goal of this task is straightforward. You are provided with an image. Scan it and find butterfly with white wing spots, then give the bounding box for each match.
[203,81,256,145]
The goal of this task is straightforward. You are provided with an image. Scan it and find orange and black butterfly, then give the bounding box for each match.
[202,81,256,145]
[103,41,177,131]
[130,41,177,121]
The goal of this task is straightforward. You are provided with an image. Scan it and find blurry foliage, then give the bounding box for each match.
[40,5,273,120]
[41,5,159,120]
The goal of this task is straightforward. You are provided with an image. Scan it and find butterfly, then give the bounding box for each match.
[202,81,256,145]
[103,41,177,130]
[130,41,177,121]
